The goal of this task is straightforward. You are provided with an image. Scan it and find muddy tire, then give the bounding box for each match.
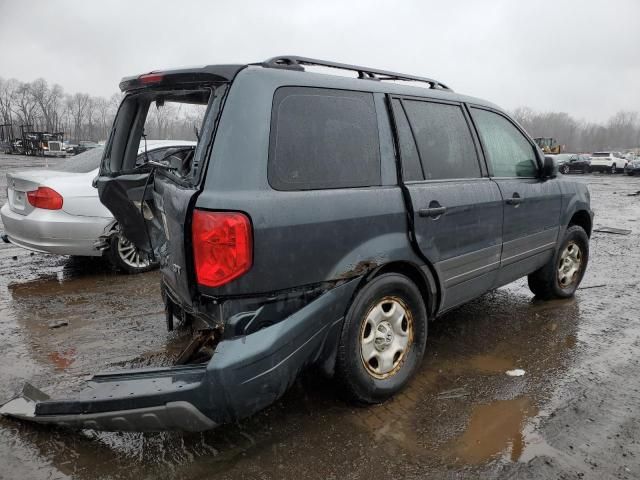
[108,233,157,274]
[528,225,589,299]
[335,273,428,404]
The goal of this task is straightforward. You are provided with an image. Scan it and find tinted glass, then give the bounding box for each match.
[58,146,104,173]
[269,87,380,190]
[402,100,480,180]
[391,99,423,181]
[471,109,538,177]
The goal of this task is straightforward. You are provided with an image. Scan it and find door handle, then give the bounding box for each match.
[418,206,447,218]
[505,193,522,206]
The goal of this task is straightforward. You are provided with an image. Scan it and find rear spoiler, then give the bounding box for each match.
[119,65,246,92]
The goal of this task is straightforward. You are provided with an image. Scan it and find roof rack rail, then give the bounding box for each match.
[261,56,452,91]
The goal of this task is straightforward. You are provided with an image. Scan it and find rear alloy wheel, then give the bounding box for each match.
[611,163,617,174]
[360,297,413,379]
[108,233,157,274]
[335,273,427,404]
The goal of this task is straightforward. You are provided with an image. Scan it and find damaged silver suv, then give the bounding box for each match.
[1,57,593,431]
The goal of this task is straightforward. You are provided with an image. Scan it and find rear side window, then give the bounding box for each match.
[391,99,423,181]
[471,108,538,178]
[269,87,381,190]
[402,100,480,180]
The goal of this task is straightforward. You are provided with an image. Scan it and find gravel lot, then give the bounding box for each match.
[0,153,638,479]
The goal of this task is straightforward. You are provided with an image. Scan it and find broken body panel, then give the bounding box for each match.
[1,279,360,431]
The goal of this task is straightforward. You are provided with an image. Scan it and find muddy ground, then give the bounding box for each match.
[0,153,638,480]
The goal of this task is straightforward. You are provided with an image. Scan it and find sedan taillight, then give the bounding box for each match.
[192,210,252,287]
[27,187,63,210]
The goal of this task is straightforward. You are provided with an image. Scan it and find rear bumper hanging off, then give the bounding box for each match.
[0,279,358,432]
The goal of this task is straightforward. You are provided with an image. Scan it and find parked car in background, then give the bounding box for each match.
[1,140,196,273]
[589,151,627,173]
[556,153,591,174]
[0,56,594,432]
[625,157,640,176]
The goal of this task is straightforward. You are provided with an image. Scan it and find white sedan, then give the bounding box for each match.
[1,140,196,273]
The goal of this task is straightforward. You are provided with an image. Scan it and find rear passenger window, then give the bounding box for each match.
[471,108,538,178]
[391,99,423,181]
[402,100,480,180]
[269,87,381,190]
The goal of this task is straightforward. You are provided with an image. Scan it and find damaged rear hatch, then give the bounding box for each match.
[1,65,245,431]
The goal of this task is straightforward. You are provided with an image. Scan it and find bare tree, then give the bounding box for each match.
[68,92,90,141]
[0,78,19,124]
[30,78,64,132]
[12,82,40,128]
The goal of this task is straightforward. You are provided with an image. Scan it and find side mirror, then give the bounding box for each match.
[541,156,558,179]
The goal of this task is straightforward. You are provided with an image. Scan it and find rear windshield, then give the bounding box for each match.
[591,152,611,157]
[58,146,105,173]
[103,87,217,182]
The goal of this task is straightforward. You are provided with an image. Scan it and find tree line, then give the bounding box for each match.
[1,76,639,152]
[0,77,203,144]
[512,108,640,153]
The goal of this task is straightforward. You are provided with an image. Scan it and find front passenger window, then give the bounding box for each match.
[471,108,538,178]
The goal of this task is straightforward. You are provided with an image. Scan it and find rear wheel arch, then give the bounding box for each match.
[568,210,592,238]
[315,260,438,378]
[360,261,438,317]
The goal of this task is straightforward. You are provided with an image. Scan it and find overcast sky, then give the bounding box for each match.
[0,0,638,122]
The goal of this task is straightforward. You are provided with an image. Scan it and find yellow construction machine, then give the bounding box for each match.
[534,137,563,154]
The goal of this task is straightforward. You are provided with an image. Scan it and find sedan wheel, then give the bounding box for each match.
[109,233,157,274]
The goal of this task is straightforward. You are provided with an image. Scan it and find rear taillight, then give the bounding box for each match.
[192,210,252,287]
[27,187,63,210]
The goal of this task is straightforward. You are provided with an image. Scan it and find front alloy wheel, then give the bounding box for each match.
[557,242,582,288]
[527,225,589,299]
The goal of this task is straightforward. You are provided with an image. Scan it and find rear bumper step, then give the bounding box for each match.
[0,386,215,432]
[1,366,215,432]
[0,279,358,432]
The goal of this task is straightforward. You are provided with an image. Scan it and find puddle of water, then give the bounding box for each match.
[466,354,514,374]
[450,397,538,464]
